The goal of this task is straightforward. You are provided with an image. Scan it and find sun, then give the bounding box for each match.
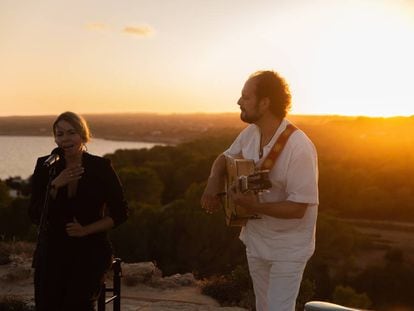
[294,2,414,117]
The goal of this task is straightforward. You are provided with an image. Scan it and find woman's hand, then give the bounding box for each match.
[52,165,84,189]
[66,216,114,237]
[66,217,88,237]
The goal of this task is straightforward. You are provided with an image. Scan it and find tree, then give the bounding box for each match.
[118,167,163,205]
[0,180,12,208]
[0,198,33,240]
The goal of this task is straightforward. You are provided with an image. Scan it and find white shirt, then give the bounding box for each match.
[224,119,319,262]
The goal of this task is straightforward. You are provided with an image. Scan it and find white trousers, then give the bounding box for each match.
[247,253,307,311]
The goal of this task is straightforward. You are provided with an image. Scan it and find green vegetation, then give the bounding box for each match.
[0,181,12,209]
[1,114,414,309]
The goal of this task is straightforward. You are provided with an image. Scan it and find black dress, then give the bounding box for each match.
[29,152,128,311]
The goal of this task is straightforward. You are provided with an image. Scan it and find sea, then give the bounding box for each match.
[0,136,162,180]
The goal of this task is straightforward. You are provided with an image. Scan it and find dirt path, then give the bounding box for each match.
[0,261,247,311]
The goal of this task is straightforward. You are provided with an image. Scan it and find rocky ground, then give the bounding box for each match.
[0,256,247,311]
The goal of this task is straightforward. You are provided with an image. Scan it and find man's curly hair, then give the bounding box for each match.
[249,70,292,119]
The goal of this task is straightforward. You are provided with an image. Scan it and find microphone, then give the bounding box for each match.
[43,147,64,167]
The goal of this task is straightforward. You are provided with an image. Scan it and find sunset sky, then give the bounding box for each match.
[1,0,413,117]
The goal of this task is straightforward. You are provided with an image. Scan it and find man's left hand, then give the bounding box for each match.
[231,191,259,214]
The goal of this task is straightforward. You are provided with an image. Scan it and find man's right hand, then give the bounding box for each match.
[201,153,226,214]
[201,178,223,214]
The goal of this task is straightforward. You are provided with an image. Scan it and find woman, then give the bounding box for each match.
[29,111,128,311]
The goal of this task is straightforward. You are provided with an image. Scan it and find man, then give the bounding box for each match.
[201,70,318,311]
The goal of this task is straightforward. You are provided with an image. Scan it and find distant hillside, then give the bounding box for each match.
[2,113,413,145]
[0,113,244,144]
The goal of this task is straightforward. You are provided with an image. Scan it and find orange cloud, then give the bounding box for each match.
[123,25,155,37]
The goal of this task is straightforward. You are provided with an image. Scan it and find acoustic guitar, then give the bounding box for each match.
[222,155,272,226]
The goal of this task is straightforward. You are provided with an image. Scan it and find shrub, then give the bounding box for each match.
[200,265,254,309]
[201,275,244,305]
[332,285,371,309]
[0,243,11,265]
[0,295,34,311]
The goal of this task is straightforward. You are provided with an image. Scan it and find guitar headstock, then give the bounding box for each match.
[238,170,272,193]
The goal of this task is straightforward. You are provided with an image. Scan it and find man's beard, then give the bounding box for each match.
[240,105,262,124]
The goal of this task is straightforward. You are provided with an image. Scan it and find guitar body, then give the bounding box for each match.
[223,155,270,226]
[222,124,296,227]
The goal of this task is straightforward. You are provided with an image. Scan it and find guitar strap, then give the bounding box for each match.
[259,123,298,171]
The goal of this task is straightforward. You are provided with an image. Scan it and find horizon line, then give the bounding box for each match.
[0,112,413,119]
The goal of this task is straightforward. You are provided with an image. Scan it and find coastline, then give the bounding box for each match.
[0,133,175,145]
[0,136,164,180]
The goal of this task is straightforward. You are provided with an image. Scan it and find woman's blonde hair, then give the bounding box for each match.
[53,111,91,143]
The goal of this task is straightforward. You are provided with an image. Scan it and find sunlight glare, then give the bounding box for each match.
[303,2,414,117]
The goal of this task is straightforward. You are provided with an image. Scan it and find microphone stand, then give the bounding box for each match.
[33,164,59,309]
[33,165,56,266]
